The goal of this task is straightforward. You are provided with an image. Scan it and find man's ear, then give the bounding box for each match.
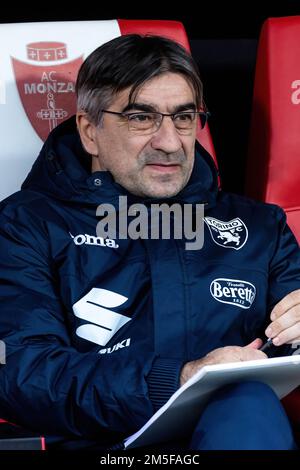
[76,112,99,155]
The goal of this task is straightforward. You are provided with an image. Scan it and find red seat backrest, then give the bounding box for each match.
[246,16,300,240]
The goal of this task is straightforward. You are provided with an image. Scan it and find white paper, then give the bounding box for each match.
[125,355,300,449]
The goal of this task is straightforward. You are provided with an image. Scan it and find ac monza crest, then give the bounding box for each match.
[12,42,83,141]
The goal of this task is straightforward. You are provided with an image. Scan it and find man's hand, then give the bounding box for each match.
[180,338,267,386]
[265,289,300,347]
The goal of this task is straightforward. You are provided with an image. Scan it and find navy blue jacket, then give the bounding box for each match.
[0,116,299,449]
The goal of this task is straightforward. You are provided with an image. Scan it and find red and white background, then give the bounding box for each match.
[0,20,121,199]
[0,19,215,200]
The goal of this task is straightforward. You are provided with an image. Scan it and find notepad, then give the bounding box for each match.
[125,355,300,449]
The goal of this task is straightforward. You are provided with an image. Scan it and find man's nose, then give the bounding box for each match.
[150,116,182,154]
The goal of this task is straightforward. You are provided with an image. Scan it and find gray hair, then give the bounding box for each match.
[76,34,204,126]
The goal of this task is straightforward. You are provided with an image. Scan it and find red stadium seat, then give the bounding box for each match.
[246,16,300,238]
[246,16,300,435]
[0,419,45,449]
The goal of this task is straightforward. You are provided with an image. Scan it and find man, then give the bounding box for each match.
[0,34,300,450]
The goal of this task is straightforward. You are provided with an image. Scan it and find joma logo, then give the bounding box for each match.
[70,232,119,249]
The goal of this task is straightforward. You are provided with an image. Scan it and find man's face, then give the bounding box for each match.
[86,73,198,198]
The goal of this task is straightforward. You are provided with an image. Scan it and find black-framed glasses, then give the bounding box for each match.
[100,109,210,135]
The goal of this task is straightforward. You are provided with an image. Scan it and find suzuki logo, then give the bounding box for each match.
[73,288,131,346]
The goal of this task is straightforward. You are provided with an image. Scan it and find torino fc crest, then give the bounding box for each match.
[204,216,248,250]
[12,41,83,140]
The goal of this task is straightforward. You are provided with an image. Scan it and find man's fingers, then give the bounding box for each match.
[270,289,300,320]
[266,304,300,341]
[246,338,263,349]
[266,323,300,346]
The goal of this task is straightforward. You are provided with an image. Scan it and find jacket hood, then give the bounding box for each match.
[22,116,219,208]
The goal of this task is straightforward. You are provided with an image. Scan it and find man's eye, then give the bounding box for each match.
[175,113,193,121]
[128,113,153,122]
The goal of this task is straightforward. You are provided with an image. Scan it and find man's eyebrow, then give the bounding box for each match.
[121,102,197,113]
[173,103,197,113]
[122,103,156,113]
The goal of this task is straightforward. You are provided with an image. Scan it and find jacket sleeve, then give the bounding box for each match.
[0,208,162,442]
[264,206,300,356]
[268,206,300,309]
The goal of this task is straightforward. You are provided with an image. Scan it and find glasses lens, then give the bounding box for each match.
[125,111,208,134]
[173,112,197,131]
[127,113,159,133]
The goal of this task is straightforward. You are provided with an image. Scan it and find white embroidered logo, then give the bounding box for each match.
[73,288,131,346]
[70,232,119,249]
[210,278,256,309]
[204,217,248,250]
[98,338,131,355]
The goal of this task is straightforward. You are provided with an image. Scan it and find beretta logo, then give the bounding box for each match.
[210,278,256,309]
[12,41,83,141]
